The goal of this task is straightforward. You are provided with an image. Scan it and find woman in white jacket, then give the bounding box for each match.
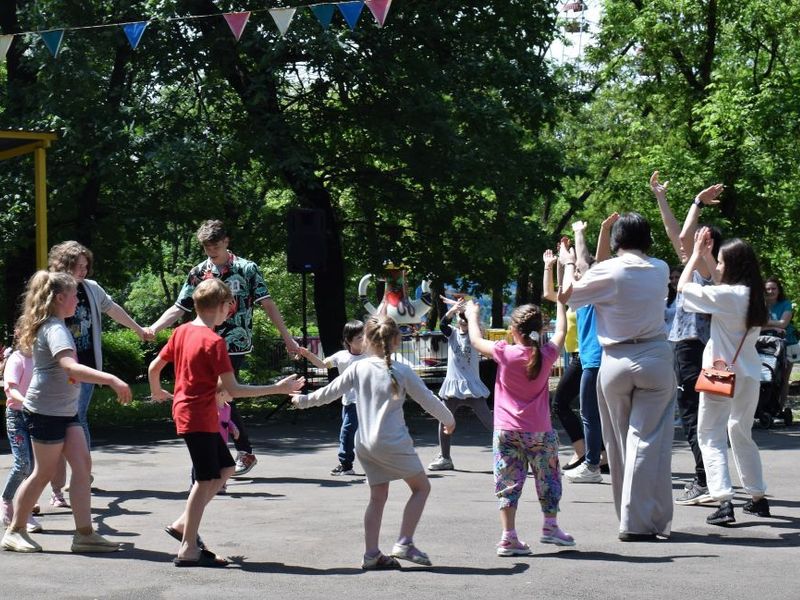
[678,228,770,525]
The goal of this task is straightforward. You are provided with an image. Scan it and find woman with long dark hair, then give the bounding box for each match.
[678,230,770,525]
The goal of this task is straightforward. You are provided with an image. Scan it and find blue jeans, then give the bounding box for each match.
[580,366,602,466]
[3,408,34,501]
[337,404,358,468]
[77,382,95,450]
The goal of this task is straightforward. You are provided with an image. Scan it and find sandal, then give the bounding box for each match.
[390,542,432,566]
[361,552,401,570]
[164,526,206,550]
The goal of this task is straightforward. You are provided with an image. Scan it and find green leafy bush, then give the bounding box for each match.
[101,329,146,382]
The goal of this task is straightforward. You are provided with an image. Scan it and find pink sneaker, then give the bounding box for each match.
[496,537,532,556]
[1,499,13,526]
[540,526,576,547]
[50,492,69,509]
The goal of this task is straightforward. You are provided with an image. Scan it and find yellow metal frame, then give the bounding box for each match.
[0,130,57,268]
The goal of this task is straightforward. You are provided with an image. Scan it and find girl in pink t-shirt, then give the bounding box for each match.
[465,297,574,556]
[2,344,42,532]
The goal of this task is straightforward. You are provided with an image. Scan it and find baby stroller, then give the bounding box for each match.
[754,334,793,428]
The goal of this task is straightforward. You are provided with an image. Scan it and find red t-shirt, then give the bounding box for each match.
[159,323,233,434]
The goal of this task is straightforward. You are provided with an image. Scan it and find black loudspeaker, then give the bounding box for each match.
[286,208,327,273]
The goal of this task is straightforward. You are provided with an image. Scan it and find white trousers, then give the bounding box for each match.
[698,376,767,501]
[597,340,675,536]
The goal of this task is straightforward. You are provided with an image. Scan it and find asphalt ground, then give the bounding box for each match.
[0,401,798,600]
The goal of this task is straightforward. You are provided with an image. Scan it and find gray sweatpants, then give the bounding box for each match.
[597,339,675,537]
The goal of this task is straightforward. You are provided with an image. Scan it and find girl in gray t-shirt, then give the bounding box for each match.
[1,271,131,555]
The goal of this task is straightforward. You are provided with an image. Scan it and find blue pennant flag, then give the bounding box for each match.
[338,2,365,30]
[122,21,148,49]
[40,29,65,58]
[310,4,336,30]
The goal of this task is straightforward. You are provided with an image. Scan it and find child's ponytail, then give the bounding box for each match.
[509,304,544,380]
[365,314,401,399]
[17,271,76,354]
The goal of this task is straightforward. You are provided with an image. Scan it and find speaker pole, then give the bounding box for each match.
[301,269,309,393]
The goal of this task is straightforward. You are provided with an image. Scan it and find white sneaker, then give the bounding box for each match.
[427,455,454,471]
[1,529,42,553]
[71,531,121,553]
[26,514,43,534]
[565,462,603,483]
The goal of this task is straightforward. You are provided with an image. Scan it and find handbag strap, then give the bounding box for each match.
[730,330,750,366]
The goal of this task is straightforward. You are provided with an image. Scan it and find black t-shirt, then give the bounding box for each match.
[65,282,96,369]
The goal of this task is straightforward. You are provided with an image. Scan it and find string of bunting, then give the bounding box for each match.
[0,0,392,61]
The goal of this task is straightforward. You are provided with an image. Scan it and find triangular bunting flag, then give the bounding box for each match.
[310,4,336,30]
[269,8,297,37]
[0,35,13,63]
[365,0,392,28]
[338,2,365,30]
[122,21,148,50]
[223,12,251,42]
[40,30,65,58]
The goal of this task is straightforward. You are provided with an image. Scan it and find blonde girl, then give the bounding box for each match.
[465,295,574,556]
[1,271,131,554]
[292,315,455,569]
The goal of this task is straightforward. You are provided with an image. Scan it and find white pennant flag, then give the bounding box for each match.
[0,35,14,63]
[269,8,297,37]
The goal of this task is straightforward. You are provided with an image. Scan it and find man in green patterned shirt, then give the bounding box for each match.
[148,220,300,477]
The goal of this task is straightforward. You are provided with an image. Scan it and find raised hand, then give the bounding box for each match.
[543,248,557,268]
[601,212,620,231]
[694,226,713,257]
[558,238,576,265]
[464,299,480,320]
[439,294,460,306]
[650,171,669,198]
[572,220,587,233]
[696,183,723,205]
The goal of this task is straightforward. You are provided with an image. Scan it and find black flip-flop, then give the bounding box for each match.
[164,526,206,550]
[173,553,229,568]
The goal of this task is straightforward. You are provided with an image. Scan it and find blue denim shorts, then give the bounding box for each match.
[23,409,81,444]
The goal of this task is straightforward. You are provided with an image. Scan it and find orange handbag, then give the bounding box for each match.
[694,334,747,398]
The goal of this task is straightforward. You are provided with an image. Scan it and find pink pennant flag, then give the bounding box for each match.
[224,12,251,42]
[366,0,393,28]
[0,35,13,63]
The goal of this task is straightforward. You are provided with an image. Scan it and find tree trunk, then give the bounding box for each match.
[180,0,346,354]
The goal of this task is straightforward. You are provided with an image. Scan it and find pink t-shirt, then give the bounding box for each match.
[492,340,558,433]
[3,350,34,411]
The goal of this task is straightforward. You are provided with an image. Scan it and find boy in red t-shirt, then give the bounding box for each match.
[148,279,303,567]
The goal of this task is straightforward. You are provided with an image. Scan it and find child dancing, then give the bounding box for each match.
[464,295,575,556]
[428,297,492,471]
[1,271,131,554]
[292,315,455,569]
[149,278,303,567]
[297,320,366,476]
[2,339,42,533]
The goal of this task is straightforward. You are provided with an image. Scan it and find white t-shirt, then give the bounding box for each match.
[681,283,761,380]
[568,252,669,346]
[324,350,367,405]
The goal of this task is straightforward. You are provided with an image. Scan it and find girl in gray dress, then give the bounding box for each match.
[293,315,455,570]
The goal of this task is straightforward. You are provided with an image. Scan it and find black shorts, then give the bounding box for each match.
[181,432,235,481]
[23,409,81,444]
